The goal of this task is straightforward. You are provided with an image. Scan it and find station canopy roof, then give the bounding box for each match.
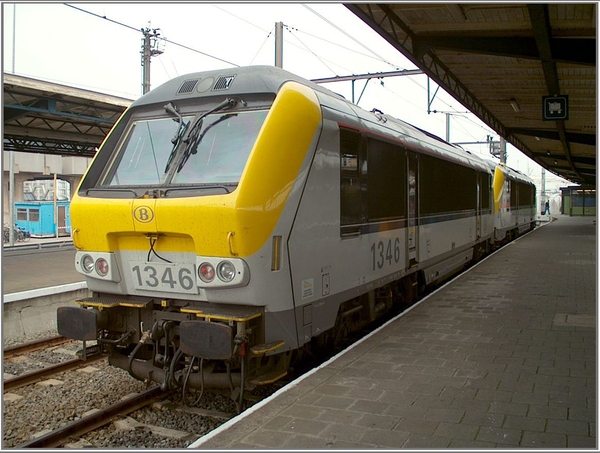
[346,3,596,187]
[3,73,132,158]
[3,3,596,187]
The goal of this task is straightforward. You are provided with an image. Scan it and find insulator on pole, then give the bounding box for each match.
[141,27,164,95]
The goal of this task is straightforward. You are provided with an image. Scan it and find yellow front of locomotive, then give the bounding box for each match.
[58,70,322,397]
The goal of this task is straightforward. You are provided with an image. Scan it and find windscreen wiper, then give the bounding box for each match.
[163,97,245,180]
[177,113,237,173]
[163,102,189,173]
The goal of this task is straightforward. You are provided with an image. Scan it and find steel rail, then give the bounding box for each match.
[4,335,70,359]
[4,354,106,391]
[16,386,171,448]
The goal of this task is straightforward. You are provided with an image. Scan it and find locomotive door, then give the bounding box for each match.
[407,153,418,265]
[57,205,67,237]
[476,174,482,239]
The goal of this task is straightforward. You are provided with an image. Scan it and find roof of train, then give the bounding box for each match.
[132,65,341,107]
[132,65,516,178]
[485,160,536,186]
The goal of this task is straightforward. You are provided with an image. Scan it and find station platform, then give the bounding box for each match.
[2,237,80,294]
[192,214,597,449]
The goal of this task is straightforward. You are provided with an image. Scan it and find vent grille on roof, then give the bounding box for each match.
[178,79,199,94]
[213,75,235,91]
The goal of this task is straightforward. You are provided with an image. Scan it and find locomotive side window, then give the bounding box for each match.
[340,128,364,227]
[517,181,535,208]
[480,172,491,212]
[340,127,407,234]
[419,154,477,217]
[367,138,405,221]
[510,179,518,209]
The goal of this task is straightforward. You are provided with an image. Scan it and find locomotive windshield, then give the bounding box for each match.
[102,109,269,187]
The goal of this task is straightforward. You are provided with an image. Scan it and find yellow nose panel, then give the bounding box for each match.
[71,81,322,257]
[132,199,158,233]
[493,166,506,213]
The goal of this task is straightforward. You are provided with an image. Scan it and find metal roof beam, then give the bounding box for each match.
[527,3,584,183]
[4,106,28,122]
[345,4,538,167]
[544,164,596,176]
[533,153,596,166]
[3,73,133,108]
[3,137,97,157]
[506,127,596,146]
[4,125,104,145]
[4,102,117,125]
[413,36,595,66]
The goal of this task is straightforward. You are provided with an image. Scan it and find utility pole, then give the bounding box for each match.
[274,22,283,68]
[487,135,506,164]
[499,137,507,164]
[141,26,164,95]
[541,167,546,213]
[8,4,17,245]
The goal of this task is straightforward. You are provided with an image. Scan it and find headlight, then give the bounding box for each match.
[81,254,94,273]
[75,251,121,283]
[217,261,236,282]
[199,262,215,283]
[95,258,109,276]
[195,256,249,288]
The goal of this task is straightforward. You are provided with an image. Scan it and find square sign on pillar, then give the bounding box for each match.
[542,95,569,121]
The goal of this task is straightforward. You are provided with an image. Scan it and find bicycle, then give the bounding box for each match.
[15,225,31,242]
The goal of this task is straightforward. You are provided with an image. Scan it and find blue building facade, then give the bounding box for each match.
[14,201,71,237]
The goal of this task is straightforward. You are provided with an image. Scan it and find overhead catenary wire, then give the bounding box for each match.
[299,6,499,146]
[62,2,495,150]
[294,27,404,69]
[370,79,497,154]
[213,3,400,71]
[216,3,409,76]
[280,18,485,145]
[283,25,339,77]
[61,2,399,97]
[302,4,399,70]
[290,7,487,140]
[63,3,240,68]
[211,4,272,35]
[63,2,404,84]
[63,3,140,33]
[247,28,276,66]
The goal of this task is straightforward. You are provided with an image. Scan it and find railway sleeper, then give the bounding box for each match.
[75,344,103,360]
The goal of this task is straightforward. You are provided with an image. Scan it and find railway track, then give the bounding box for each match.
[4,352,105,391]
[4,335,105,391]
[3,335,241,448]
[4,335,70,359]
[17,386,173,448]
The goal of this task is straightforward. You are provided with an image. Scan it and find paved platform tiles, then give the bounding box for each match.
[2,245,81,294]
[193,215,596,449]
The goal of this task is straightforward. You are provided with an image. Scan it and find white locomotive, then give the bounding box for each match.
[58,65,536,410]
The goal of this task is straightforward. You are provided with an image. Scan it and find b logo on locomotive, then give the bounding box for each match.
[133,206,154,223]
